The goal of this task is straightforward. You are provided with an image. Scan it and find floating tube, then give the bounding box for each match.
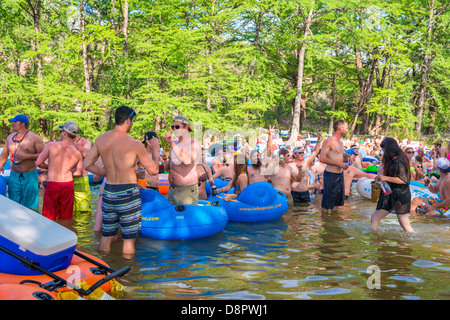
[205,177,234,195]
[140,190,228,240]
[0,176,5,197]
[363,156,378,162]
[208,182,289,222]
[365,165,379,174]
[0,283,58,300]
[356,178,449,216]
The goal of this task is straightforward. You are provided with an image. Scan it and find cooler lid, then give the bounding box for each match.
[0,195,77,256]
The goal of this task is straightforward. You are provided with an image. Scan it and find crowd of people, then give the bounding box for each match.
[0,108,449,256]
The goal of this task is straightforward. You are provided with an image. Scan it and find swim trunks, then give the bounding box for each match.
[321,170,345,210]
[291,190,311,203]
[167,184,199,205]
[42,181,75,220]
[102,183,141,239]
[425,198,449,216]
[73,176,91,212]
[8,170,39,211]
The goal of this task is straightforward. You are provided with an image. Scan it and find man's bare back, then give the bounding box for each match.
[36,142,83,182]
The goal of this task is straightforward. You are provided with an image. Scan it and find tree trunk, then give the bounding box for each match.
[122,0,129,55]
[80,1,91,93]
[415,0,435,133]
[288,1,314,145]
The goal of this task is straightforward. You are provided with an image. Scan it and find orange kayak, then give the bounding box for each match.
[0,250,128,300]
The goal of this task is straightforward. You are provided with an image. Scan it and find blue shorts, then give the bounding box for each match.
[102,183,141,239]
[8,170,39,211]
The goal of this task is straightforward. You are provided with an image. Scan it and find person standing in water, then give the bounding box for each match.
[0,115,44,211]
[36,121,83,224]
[319,119,349,213]
[84,106,160,257]
[162,115,202,205]
[370,137,414,233]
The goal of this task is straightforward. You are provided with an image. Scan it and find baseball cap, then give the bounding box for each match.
[173,115,192,132]
[436,158,450,173]
[8,114,29,125]
[59,120,79,135]
[142,131,158,143]
[346,148,359,156]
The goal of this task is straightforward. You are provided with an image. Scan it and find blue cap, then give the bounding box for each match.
[8,115,29,125]
[345,148,359,156]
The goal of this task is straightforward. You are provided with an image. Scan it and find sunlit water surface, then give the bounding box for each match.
[40,184,450,300]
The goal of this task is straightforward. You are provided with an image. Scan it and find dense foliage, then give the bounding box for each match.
[0,0,448,144]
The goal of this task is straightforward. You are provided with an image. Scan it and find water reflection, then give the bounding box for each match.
[37,185,449,300]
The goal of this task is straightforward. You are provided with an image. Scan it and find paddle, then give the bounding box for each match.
[0,244,130,297]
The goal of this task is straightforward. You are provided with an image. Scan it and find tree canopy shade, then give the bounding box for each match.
[0,0,448,144]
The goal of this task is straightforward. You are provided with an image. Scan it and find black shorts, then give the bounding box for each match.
[291,190,310,203]
[321,171,345,210]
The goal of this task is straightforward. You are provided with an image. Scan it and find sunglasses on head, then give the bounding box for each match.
[126,109,135,121]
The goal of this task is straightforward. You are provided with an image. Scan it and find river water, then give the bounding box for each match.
[41,184,450,300]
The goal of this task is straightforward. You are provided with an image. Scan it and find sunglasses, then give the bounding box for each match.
[126,109,135,121]
[171,124,184,130]
[407,151,414,154]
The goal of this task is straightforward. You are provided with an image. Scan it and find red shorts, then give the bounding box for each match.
[42,181,75,220]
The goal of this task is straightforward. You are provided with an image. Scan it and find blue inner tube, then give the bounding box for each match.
[140,190,228,240]
[208,182,289,222]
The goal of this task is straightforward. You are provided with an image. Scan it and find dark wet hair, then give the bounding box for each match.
[115,106,135,125]
[380,137,410,179]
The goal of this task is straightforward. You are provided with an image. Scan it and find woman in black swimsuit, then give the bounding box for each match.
[370,137,414,233]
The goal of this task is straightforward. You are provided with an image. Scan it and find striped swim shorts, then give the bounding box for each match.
[102,183,141,239]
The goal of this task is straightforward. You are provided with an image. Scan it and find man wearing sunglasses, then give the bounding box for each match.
[84,106,160,257]
[290,132,322,204]
[162,115,202,205]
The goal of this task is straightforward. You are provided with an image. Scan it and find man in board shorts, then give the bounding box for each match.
[319,120,349,212]
[84,106,160,256]
[36,121,83,223]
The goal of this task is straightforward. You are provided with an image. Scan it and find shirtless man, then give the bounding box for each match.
[60,121,93,216]
[320,119,349,213]
[342,153,376,199]
[36,121,83,223]
[410,158,450,217]
[289,132,322,204]
[137,131,166,191]
[162,115,202,205]
[266,148,303,207]
[84,106,160,256]
[0,115,44,211]
[349,145,364,169]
